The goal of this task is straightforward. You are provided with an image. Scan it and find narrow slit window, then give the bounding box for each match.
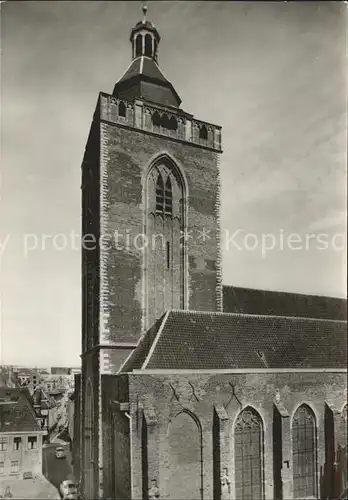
[166,241,170,269]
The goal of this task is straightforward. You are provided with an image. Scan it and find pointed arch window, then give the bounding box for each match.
[199,125,208,141]
[135,34,142,57]
[145,34,152,57]
[292,404,317,499]
[169,116,178,131]
[118,101,126,118]
[234,407,264,499]
[152,111,161,133]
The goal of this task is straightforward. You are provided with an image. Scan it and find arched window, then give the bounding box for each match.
[135,34,142,57]
[155,174,164,214]
[144,34,152,57]
[169,116,178,131]
[146,156,186,328]
[118,101,126,118]
[154,39,158,60]
[167,411,203,500]
[234,407,264,500]
[161,113,170,132]
[199,125,208,141]
[292,404,316,499]
[152,111,161,132]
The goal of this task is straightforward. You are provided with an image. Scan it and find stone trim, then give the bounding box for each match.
[99,93,223,152]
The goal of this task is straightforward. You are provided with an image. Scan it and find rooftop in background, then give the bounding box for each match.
[0,388,42,433]
[121,309,347,372]
[223,286,347,321]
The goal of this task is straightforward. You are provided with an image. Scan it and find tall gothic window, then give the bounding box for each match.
[234,407,264,500]
[146,157,185,329]
[292,404,317,499]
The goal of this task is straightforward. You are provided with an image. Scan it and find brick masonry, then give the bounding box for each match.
[107,371,347,500]
[98,103,222,374]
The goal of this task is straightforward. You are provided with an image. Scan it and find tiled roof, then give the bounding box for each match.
[223,286,347,321]
[121,310,347,371]
[0,388,41,433]
[120,317,163,373]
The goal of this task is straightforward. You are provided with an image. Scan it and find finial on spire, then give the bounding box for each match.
[142,1,148,22]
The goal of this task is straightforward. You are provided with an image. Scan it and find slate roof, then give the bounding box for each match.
[223,286,347,321]
[120,310,347,372]
[113,56,181,107]
[0,388,41,433]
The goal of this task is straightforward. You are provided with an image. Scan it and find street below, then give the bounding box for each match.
[43,442,74,494]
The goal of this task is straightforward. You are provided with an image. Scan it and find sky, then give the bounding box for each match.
[0,1,347,367]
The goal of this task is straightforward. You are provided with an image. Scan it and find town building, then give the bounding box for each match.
[0,388,45,479]
[77,6,347,500]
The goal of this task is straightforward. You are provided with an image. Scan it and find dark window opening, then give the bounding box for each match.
[155,174,164,213]
[118,101,126,118]
[169,116,178,131]
[161,113,170,131]
[13,437,21,451]
[145,34,152,57]
[199,125,208,141]
[152,111,161,131]
[154,39,158,59]
[166,241,170,269]
[28,436,37,450]
[135,35,142,57]
[0,438,7,451]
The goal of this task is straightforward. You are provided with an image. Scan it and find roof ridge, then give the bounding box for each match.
[142,310,171,369]
[222,284,347,301]
[167,308,347,324]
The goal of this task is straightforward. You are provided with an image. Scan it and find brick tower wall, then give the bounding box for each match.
[99,109,222,373]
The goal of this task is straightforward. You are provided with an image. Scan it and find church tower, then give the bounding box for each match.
[80,6,222,498]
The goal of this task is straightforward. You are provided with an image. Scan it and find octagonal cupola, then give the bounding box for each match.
[130,4,160,62]
[113,3,181,108]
